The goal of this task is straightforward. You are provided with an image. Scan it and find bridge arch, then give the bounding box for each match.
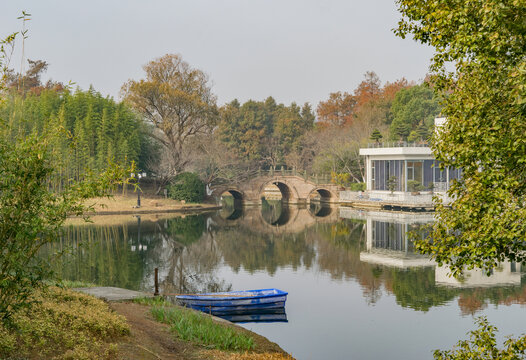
[308,187,336,203]
[215,188,244,200]
[259,180,300,203]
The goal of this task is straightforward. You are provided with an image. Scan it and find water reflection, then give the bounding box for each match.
[308,202,333,217]
[48,207,526,318]
[221,309,288,323]
[261,199,290,226]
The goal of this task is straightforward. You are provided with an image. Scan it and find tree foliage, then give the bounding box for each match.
[0,23,131,326]
[433,317,526,360]
[389,83,440,141]
[0,88,150,187]
[217,97,315,168]
[0,126,130,325]
[167,172,205,203]
[396,0,526,275]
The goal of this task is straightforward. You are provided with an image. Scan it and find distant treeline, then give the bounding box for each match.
[0,59,440,188]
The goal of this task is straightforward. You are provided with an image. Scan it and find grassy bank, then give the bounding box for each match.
[0,287,129,359]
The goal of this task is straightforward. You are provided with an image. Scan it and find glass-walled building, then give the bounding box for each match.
[370,158,462,192]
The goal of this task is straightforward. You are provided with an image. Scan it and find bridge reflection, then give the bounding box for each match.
[217,197,338,234]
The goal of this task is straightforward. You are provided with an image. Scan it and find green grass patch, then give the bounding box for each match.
[0,287,129,359]
[132,296,167,306]
[52,279,98,288]
[135,297,254,351]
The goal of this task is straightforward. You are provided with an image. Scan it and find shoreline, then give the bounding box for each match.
[80,204,221,216]
[69,195,222,217]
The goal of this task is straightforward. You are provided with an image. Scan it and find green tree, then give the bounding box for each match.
[396,0,526,276]
[217,99,273,161]
[0,128,129,324]
[389,83,440,141]
[370,129,383,143]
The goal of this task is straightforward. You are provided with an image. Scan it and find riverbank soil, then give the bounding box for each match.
[81,195,219,215]
[111,302,293,360]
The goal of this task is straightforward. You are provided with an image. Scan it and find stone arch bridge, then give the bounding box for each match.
[211,172,341,205]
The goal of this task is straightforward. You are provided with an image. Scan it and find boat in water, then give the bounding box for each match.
[175,288,288,315]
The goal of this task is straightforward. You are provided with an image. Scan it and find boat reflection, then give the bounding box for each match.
[218,308,288,323]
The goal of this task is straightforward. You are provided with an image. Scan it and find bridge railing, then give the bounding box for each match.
[257,168,334,185]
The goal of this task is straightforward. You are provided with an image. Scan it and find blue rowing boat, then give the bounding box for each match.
[175,288,287,314]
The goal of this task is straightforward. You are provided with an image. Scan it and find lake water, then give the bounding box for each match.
[46,201,526,359]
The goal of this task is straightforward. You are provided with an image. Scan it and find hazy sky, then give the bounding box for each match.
[1,0,434,106]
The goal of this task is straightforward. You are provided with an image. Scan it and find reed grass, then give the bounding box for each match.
[133,296,167,306]
[55,279,98,288]
[133,297,254,351]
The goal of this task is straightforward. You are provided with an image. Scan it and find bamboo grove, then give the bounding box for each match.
[0,87,154,191]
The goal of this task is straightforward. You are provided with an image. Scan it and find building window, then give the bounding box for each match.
[407,161,423,185]
[371,161,375,190]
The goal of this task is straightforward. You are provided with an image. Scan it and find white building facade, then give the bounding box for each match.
[359,118,460,202]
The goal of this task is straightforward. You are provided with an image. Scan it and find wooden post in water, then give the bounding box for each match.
[154,267,159,296]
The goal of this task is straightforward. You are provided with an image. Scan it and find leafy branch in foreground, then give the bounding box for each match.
[434,317,526,360]
[396,0,526,276]
[0,128,131,325]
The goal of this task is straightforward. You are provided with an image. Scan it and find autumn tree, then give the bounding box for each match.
[122,54,218,176]
[187,134,256,187]
[355,78,411,128]
[311,127,364,182]
[316,91,356,127]
[396,0,526,275]
[353,71,381,109]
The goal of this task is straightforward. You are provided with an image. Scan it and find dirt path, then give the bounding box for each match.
[110,302,291,360]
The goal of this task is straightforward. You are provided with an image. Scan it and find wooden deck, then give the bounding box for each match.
[340,199,435,212]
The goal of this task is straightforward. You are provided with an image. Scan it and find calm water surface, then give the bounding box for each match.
[46,201,526,360]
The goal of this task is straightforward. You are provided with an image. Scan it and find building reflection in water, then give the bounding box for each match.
[436,262,522,288]
[341,207,524,290]
[339,208,435,268]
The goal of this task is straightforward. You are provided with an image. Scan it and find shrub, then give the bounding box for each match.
[387,176,398,193]
[407,180,421,193]
[0,287,129,359]
[167,172,205,203]
[433,317,526,359]
[349,182,366,191]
